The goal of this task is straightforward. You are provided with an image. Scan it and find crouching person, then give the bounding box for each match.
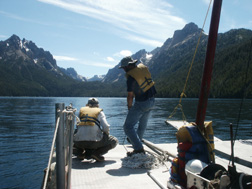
[73,98,118,162]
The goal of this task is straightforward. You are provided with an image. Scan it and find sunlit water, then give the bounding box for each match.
[0,97,251,188]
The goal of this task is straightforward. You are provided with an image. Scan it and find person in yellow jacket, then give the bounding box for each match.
[119,56,156,156]
[73,98,118,161]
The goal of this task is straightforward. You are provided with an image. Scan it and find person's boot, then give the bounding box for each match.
[83,149,93,160]
[127,148,145,157]
[73,144,83,156]
[91,145,113,161]
[91,153,105,162]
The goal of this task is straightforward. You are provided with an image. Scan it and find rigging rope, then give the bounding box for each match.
[167,0,213,121]
[232,38,252,147]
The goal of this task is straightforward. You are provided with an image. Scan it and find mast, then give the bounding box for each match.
[196,0,223,131]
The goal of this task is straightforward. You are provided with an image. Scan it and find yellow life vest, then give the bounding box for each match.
[78,107,103,127]
[126,63,155,93]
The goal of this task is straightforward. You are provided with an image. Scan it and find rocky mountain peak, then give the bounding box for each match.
[170,22,201,47]
[8,34,20,42]
[59,67,87,81]
[182,22,200,34]
[88,75,105,82]
[0,35,59,72]
[162,22,201,50]
[5,34,21,49]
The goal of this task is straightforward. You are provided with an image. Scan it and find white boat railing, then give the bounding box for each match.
[42,103,76,189]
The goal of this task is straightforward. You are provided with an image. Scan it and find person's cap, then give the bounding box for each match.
[87,98,99,105]
[119,56,138,68]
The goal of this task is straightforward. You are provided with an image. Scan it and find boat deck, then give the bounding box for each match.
[71,140,252,189]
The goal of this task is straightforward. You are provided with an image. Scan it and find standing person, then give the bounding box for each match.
[119,56,156,156]
[73,98,118,162]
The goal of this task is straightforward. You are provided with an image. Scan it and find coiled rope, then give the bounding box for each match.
[121,151,169,169]
[122,152,160,169]
[121,139,173,169]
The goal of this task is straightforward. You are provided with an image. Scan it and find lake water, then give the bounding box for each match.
[0,97,251,188]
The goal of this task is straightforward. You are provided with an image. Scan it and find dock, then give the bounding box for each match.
[71,140,252,189]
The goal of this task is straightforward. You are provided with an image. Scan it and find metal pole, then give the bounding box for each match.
[229,123,235,167]
[196,0,223,131]
[147,171,166,189]
[42,116,60,189]
[67,110,75,189]
[56,103,65,189]
[142,139,176,158]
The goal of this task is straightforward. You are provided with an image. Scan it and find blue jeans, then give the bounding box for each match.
[123,97,155,151]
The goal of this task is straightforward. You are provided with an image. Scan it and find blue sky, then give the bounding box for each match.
[1,0,252,78]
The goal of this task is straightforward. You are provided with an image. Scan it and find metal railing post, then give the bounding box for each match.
[56,103,65,189]
[67,108,75,189]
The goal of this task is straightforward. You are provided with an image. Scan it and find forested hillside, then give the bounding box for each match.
[153,28,252,98]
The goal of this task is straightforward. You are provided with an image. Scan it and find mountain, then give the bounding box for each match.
[0,34,59,73]
[0,34,122,97]
[1,23,252,98]
[88,75,105,82]
[104,23,252,98]
[0,34,79,96]
[60,67,105,82]
[60,67,87,82]
[103,23,204,84]
[150,24,252,98]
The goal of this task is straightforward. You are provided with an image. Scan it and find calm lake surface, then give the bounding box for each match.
[0,97,251,188]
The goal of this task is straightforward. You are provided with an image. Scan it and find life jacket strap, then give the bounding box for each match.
[139,77,154,91]
[80,116,102,130]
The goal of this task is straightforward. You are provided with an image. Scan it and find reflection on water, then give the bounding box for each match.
[0,97,251,188]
